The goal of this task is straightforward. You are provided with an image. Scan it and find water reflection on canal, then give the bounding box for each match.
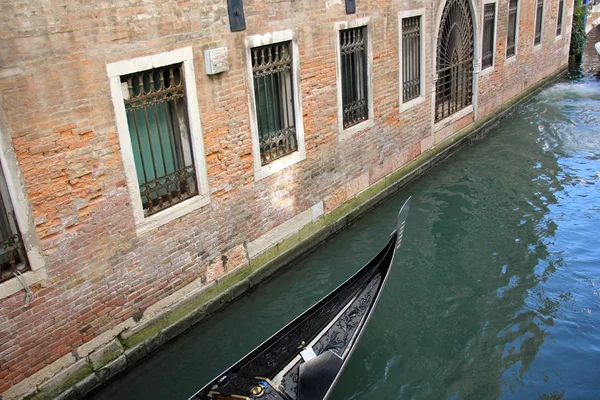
[90,70,600,399]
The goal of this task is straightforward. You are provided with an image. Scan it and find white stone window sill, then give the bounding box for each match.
[400,96,425,113]
[339,118,374,141]
[135,194,210,235]
[0,268,47,300]
[505,55,517,65]
[254,151,306,182]
[480,65,495,77]
[434,105,474,132]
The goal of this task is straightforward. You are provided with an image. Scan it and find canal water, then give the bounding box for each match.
[91,66,600,399]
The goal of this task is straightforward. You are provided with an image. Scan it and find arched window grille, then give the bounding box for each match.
[435,0,474,122]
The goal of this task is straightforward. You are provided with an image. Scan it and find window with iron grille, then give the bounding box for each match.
[556,0,564,36]
[482,3,496,70]
[0,165,29,284]
[534,0,544,45]
[435,0,474,123]
[340,26,369,128]
[251,41,298,166]
[402,16,421,103]
[122,64,198,217]
[506,0,518,58]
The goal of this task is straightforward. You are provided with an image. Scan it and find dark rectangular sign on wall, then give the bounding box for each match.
[345,0,356,14]
[228,0,246,32]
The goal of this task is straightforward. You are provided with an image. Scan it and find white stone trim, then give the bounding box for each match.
[245,29,306,182]
[398,9,427,113]
[479,0,498,76]
[106,47,210,235]
[247,201,323,258]
[0,116,47,300]
[334,17,374,139]
[504,54,517,65]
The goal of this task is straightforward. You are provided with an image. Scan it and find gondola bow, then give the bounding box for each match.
[190,197,411,400]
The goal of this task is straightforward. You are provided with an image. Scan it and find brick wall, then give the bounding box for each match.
[0,0,572,396]
[477,0,572,117]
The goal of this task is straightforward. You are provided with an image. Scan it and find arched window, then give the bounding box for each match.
[435,0,474,122]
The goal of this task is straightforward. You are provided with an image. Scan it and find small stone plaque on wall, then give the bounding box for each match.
[204,47,229,75]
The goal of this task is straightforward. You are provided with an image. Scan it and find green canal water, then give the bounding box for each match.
[90,70,600,399]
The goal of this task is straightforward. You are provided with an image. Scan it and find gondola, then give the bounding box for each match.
[189,197,411,400]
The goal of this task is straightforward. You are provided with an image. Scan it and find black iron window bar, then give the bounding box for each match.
[534,0,543,45]
[435,0,474,123]
[506,0,518,58]
[436,60,473,122]
[482,3,496,69]
[402,16,421,103]
[556,0,564,36]
[123,64,198,217]
[252,42,298,166]
[340,26,368,128]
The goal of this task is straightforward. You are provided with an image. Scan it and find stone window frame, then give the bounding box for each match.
[432,0,480,130]
[533,0,545,49]
[107,47,210,235]
[334,17,374,140]
[245,29,306,182]
[555,0,565,40]
[480,0,498,75]
[505,0,520,63]
[0,127,46,301]
[398,8,426,113]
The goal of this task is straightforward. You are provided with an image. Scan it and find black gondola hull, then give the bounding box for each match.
[190,198,411,400]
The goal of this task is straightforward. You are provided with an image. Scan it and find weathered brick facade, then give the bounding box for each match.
[0,0,573,398]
